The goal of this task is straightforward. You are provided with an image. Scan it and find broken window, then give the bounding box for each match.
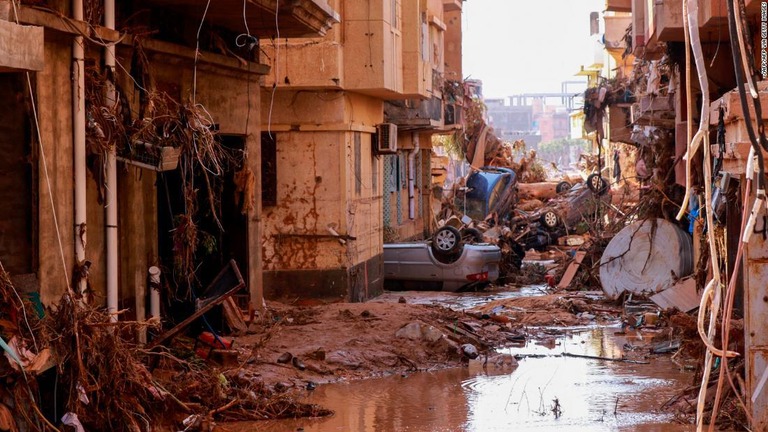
[261,132,277,207]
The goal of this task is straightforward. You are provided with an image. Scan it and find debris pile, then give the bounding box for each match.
[0,272,331,432]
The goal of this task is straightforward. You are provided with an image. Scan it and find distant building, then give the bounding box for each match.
[486,89,583,149]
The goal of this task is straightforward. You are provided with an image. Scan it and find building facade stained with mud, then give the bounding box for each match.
[0,0,465,319]
[259,0,464,302]
[0,0,337,320]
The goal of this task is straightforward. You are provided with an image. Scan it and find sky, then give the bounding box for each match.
[462,0,605,99]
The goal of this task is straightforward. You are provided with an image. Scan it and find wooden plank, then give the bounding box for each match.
[557,251,587,289]
[650,277,701,312]
[222,297,248,334]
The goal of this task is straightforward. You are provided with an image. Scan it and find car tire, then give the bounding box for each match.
[432,226,463,256]
[540,210,559,229]
[556,181,572,194]
[460,227,484,244]
[586,174,608,196]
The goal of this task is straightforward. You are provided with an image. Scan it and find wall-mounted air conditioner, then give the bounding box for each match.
[375,123,398,154]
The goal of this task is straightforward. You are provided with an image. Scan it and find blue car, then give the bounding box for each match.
[462,166,518,222]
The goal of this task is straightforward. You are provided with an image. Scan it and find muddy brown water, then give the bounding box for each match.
[221,324,696,432]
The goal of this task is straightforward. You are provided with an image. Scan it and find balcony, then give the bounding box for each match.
[343,0,404,98]
[606,0,631,12]
[0,19,43,72]
[604,15,631,51]
[148,0,339,37]
[384,97,444,131]
[653,0,685,43]
[699,0,727,27]
[631,95,675,128]
[443,0,463,12]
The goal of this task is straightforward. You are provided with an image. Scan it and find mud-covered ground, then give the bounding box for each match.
[234,289,626,392]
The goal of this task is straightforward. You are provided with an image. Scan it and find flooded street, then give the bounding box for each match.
[221,288,696,432]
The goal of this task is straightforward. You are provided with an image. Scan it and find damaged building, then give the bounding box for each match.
[594,0,768,428]
[0,0,338,323]
[259,0,464,301]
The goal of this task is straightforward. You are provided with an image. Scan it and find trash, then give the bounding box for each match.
[181,413,203,429]
[396,322,424,340]
[650,277,701,312]
[277,352,293,364]
[624,301,661,328]
[194,331,233,360]
[461,344,479,359]
[600,219,693,299]
[395,321,444,343]
[61,412,85,432]
[651,339,681,354]
[77,383,90,405]
[292,357,306,371]
[556,250,587,289]
[557,235,587,247]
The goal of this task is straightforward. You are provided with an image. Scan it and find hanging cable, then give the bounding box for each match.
[683,1,727,430]
[192,0,212,105]
[732,0,758,99]
[267,0,280,139]
[710,0,768,426]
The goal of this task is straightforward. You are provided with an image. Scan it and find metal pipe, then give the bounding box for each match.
[408,133,420,220]
[72,0,87,299]
[104,0,118,322]
[148,266,161,318]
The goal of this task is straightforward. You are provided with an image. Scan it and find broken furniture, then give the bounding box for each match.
[147,259,245,352]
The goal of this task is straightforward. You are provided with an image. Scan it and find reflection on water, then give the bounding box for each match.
[372,284,549,311]
[218,327,695,432]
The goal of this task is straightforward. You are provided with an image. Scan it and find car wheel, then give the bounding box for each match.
[556,181,572,194]
[460,227,484,244]
[586,174,608,195]
[540,210,559,229]
[432,226,462,255]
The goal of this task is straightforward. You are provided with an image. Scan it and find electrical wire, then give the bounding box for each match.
[709,0,768,426]
[712,147,754,428]
[192,0,212,105]
[267,0,280,139]
[732,0,758,99]
[682,1,727,430]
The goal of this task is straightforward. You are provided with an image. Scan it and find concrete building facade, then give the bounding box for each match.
[259,0,464,301]
[0,0,336,322]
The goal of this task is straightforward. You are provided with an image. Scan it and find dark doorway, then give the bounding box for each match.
[0,73,36,278]
[157,135,248,324]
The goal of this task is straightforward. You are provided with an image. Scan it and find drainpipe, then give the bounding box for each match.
[73,0,87,299]
[408,133,420,220]
[104,0,118,322]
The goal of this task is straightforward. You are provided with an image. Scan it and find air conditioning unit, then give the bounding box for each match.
[375,123,398,154]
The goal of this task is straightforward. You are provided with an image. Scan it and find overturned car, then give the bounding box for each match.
[383,225,501,292]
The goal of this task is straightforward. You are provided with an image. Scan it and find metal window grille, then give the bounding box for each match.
[383,155,396,227]
[416,150,424,218]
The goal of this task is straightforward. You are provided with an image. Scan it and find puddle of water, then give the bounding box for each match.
[220,327,695,432]
[372,284,549,311]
